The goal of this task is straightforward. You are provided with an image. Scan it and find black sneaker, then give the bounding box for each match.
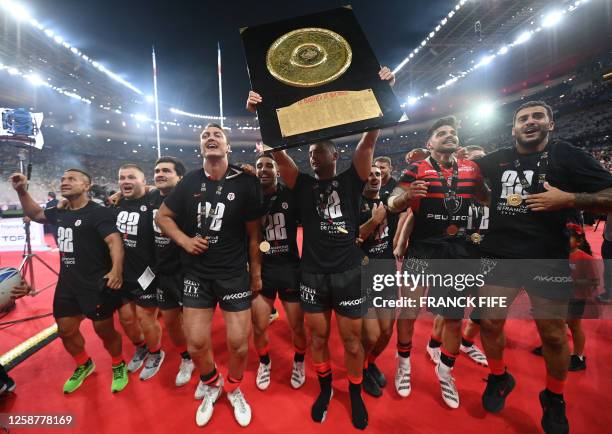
[568,355,586,371]
[539,389,569,434]
[367,363,387,388]
[482,371,515,413]
[362,369,382,398]
[532,346,543,356]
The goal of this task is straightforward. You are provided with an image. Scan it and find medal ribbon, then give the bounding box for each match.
[198,168,230,238]
[512,147,549,194]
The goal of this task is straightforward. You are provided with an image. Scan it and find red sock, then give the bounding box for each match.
[149,343,162,353]
[461,332,474,346]
[73,352,89,367]
[111,355,124,366]
[177,345,188,354]
[224,375,242,393]
[347,373,363,385]
[363,359,369,370]
[313,361,332,378]
[256,344,269,357]
[489,358,506,376]
[368,353,377,364]
[294,346,306,355]
[546,375,566,395]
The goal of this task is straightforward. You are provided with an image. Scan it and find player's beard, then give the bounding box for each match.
[516,129,548,149]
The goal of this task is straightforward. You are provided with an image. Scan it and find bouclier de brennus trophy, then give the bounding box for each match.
[241,6,404,150]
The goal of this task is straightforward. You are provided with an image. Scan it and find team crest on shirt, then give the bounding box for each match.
[140,205,147,212]
[282,202,288,209]
[75,220,81,226]
[227,192,235,201]
[444,196,463,214]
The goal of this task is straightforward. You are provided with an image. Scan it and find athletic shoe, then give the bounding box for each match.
[268,309,280,325]
[532,346,544,357]
[63,359,95,394]
[367,362,387,388]
[539,389,569,434]
[394,357,411,398]
[362,368,382,397]
[426,344,441,365]
[460,343,488,366]
[436,363,459,409]
[195,376,223,427]
[227,388,252,427]
[482,371,516,413]
[256,362,271,391]
[111,362,129,393]
[176,358,195,387]
[290,361,306,389]
[140,350,165,381]
[568,355,586,371]
[127,345,149,373]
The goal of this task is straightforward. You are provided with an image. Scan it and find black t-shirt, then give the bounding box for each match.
[379,177,397,201]
[164,165,264,279]
[114,194,156,284]
[294,164,365,273]
[398,157,484,242]
[476,140,612,258]
[359,196,399,259]
[261,183,300,271]
[45,202,117,292]
[150,189,181,274]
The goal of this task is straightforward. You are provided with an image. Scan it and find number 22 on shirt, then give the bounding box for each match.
[197,202,225,232]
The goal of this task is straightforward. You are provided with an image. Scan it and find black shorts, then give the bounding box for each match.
[480,255,573,300]
[182,272,251,312]
[567,298,586,320]
[403,240,479,319]
[120,281,158,308]
[300,266,365,318]
[362,259,399,311]
[156,272,183,310]
[261,265,300,303]
[53,284,121,321]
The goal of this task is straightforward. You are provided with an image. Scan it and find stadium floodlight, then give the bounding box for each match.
[44,29,54,38]
[7,67,19,75]
[2,0,31,21]
[542,10,563,28]
[498,46,509,55]
[25,73,45,86]
[514,31,532,45]
[475,102,495,118]
[475,54,496,68]
[134,113,149,122]
[146,95,154,103]
[407,97,418,106]
[53,35,63,44]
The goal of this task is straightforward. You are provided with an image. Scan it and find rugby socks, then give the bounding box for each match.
[439,347,457,375]
[257,344,271,366]
[397,341,412,359]
[111,355,124,367]
[546,374,566,397]
[73,351,90,367]
[428,334,442,349]
[293,346,306,363]
[200,367,220,387]
[348,374,368,430]
[461,333,474,348]
[224,375,242,393]
[311,361,333,423]
[149,343,162,355]
[179,348,191,360]
[488,358,506,376]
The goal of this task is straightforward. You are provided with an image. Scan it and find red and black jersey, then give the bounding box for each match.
[398,157,483,242]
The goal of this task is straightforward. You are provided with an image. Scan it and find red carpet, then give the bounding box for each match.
[1,229,611,434]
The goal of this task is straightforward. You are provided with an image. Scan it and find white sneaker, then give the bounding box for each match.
[290,361,306,389]
[436,363,459,409]
[127,345,149,373]
[394,356,411,398]
[195,380,205,400]
[195,376,224,427]
[256,362,271,391]
[175,358,195,387]
[426,345,441,365]
[140,350,165,381]
[227,388,252,427]
[460,344,488,366]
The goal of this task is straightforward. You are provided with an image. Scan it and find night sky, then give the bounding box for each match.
[25,0,449,115]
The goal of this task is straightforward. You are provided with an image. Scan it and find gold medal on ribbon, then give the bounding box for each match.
[266,28,352,87]
[361,256,369,266]
[507,194,523,207]
[470,233,482,244]
[259,241,271,253]
[446,225,459,236]
[337,226,349,234]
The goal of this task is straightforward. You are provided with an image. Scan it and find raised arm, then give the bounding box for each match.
[271,150,299,189]
[9,173,46,223]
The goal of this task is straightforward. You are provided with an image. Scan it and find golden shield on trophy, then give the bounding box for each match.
[266,27,353,87]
